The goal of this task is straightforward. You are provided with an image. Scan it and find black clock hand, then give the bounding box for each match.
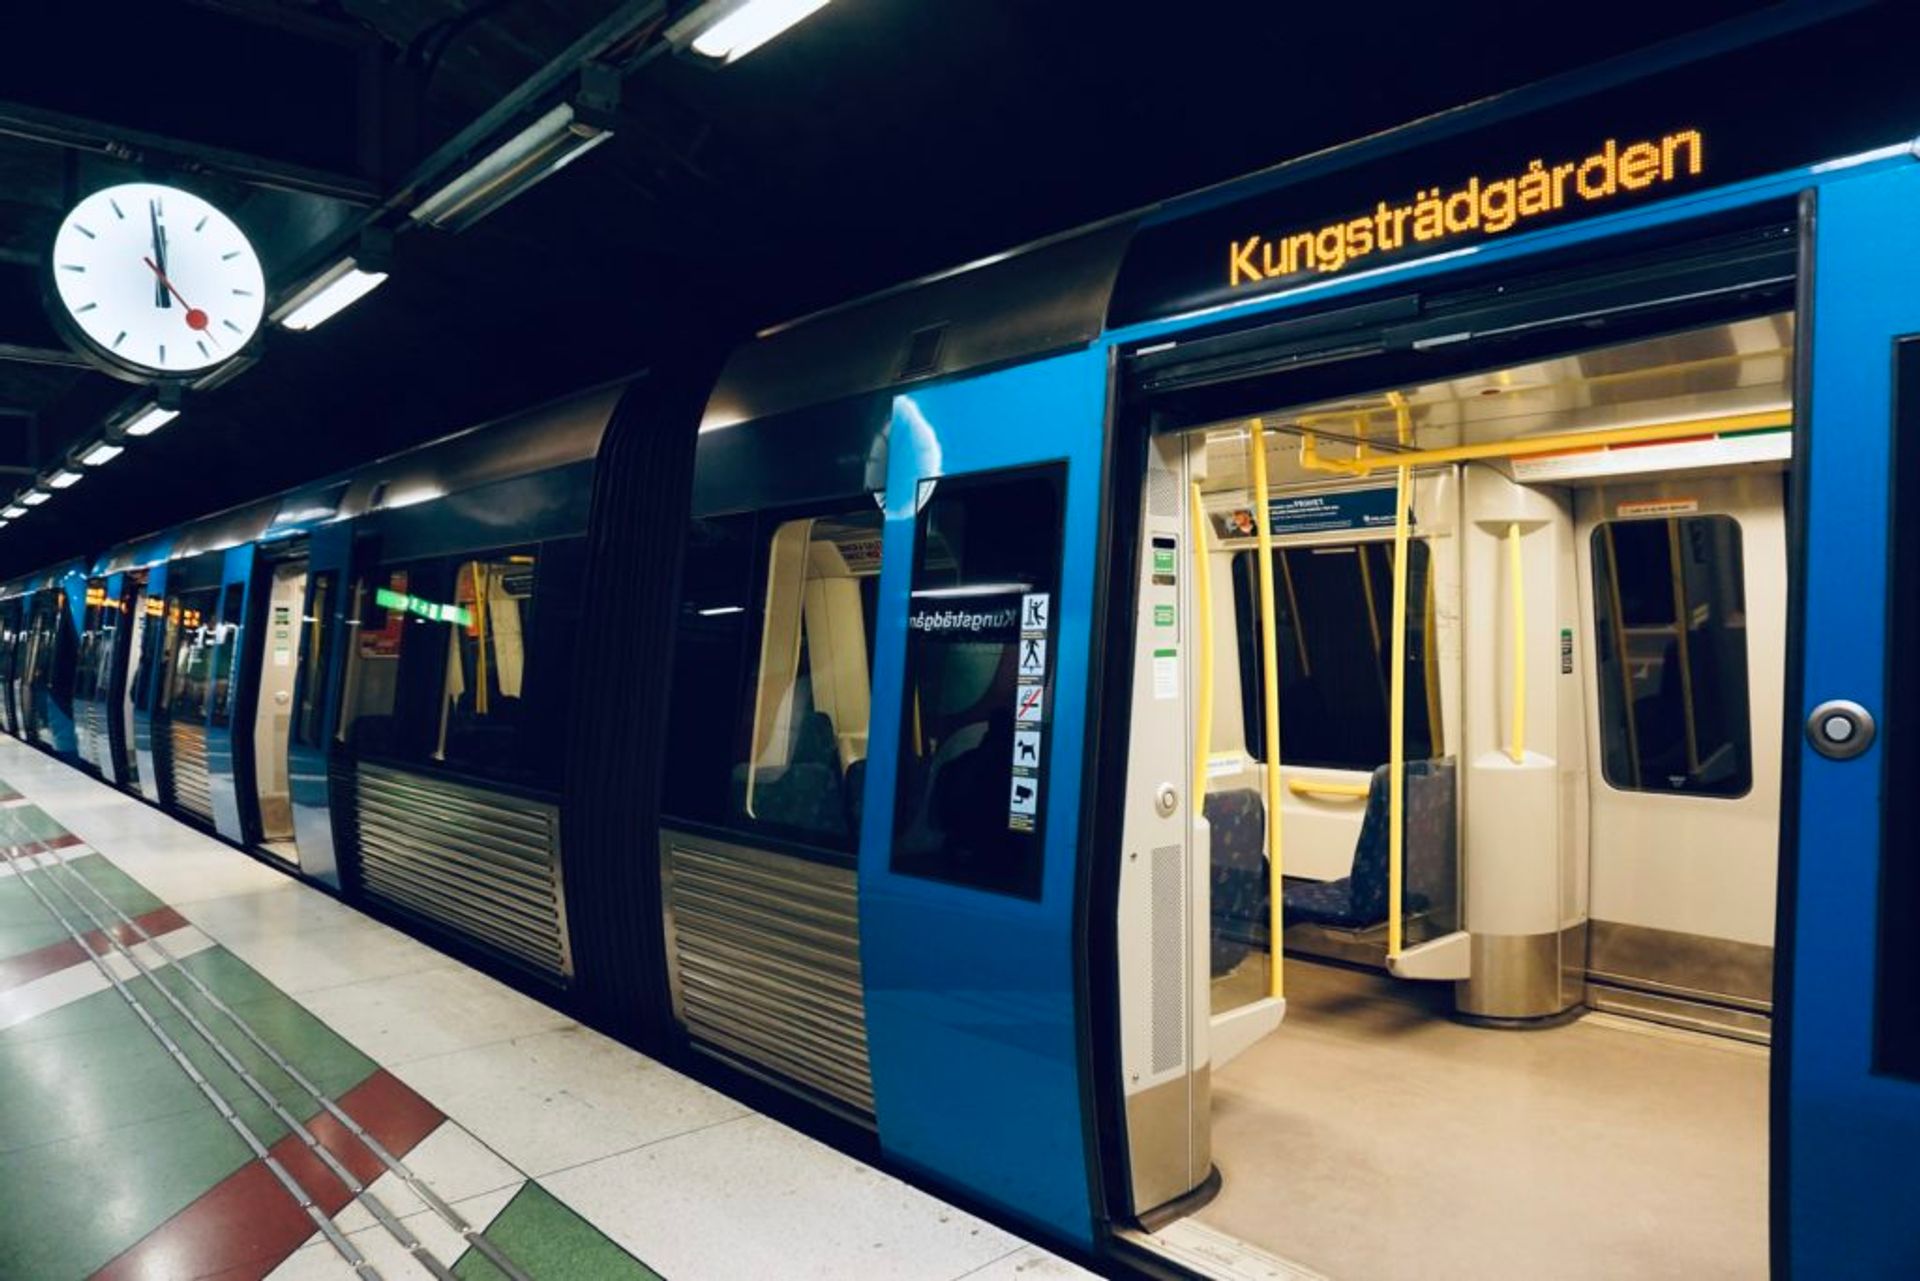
[149,201,170,309]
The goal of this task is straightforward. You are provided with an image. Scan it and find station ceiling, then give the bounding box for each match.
[0,0,1762,574]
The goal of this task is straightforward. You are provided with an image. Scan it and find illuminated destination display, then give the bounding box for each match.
[1105,11,1920,327]
[376,587,472,627]
[1227,130,1703,287]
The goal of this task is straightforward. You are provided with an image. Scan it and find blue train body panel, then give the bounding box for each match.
[860,348,1110,1245]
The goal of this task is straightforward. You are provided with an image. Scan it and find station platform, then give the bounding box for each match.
[0,738,1089,1281]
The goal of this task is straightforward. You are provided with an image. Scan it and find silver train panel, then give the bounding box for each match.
[168,721,215,822]
[660,830,874,1117]
[353,762,573,979]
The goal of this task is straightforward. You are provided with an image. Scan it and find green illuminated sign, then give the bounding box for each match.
[376,587,471,627]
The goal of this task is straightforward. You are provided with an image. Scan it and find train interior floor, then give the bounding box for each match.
[0,738,1087,1281]
[1189,960,1769,1281]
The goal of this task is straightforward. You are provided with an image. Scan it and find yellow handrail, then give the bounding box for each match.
[1189,482,1215,844]
[1507,523,1526,764]
[1386,392,1412,960]
[1248,418,1285,1000]
[1287,778,1370,799]
[1282,409,1790,478]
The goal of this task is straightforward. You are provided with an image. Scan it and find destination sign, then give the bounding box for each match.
[1108,7,1920,326]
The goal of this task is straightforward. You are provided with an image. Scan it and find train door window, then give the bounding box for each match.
[338,570,407,751]
[733,510,884,849]
[208,582,246,728]
[438,549,543,780]
[293,571,337,747]
[1591,516,1752,796]
[167,590,220,720]
[132,596,164,714]
[890,465,1065,899]
[660,515,757,829]
[1233,539,1439,769]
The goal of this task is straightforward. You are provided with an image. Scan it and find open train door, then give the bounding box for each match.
[1778,161,1920,1275]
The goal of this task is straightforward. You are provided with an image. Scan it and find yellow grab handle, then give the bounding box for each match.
[1248,419,1284,999]
[1287,778,1371,800]
[1507,522,1526,764]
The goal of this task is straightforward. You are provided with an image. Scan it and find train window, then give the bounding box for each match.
[337,544,577,789]
[166,588,221,721]
[131,603,163,713]
[1878,336,1920,1081]
[730,509,884,850]
[891,464,1065,900]
[208,582,246,728]
[660,514,758,832]
[293,571,337,748]
[1233,540,1438,771]
[1591,516,1752,797]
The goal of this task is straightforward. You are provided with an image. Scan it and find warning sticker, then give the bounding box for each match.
[1152,648,1179,701]
[1154,603,1176,628]
[1015,682,1046,723]
[1013,729,1042,769]
[1017,635,1047,677]
[1009,775,1039,818]
[1617,496,1699,518]
[1021,592,1050,634]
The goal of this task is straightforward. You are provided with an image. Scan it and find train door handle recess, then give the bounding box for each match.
[1806,699,1875,760]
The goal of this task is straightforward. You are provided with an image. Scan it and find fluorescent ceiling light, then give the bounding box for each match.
[48,469,84,489]
[0,520,9,529]
[1,506,24,519]
[672,0,831,63]
[20,491,50,506]
[123,404,179,436]
[80,441,125,467]
[410,103,613,232]
[697,604,745,616]
[275,259,389,331]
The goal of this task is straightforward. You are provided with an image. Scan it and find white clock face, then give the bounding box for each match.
[50,182,266,376]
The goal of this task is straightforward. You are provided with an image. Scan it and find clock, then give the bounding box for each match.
[48,181,266,380]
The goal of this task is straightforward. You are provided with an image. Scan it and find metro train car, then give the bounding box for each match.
[3,5,1918,1277]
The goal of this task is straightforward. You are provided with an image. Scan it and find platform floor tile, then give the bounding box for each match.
[0,739,1090,1281]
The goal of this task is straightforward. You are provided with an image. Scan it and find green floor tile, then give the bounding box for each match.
[2,803,74,846]
[0,873,71,958]
[0,1101,252,1281]
[157,950,377,1150]
[0,987,209,1154]
[455,1183,663,1281]
[58,848,167,918]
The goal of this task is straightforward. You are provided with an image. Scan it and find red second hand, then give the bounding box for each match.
[142,256,214,337]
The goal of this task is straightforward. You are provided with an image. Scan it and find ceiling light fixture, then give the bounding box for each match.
[20,490,50,506]
[80,441,125,467]
[122,403,180,437]
[47,469,84,489]
[410,102,613,232]
[668,0,831,63]
[1,506,24,519]
[275,258,390,332]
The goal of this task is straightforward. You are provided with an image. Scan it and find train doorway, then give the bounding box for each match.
[1107,231,1794,1278]
[247,555,308,864]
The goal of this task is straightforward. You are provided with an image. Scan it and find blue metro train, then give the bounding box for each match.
[3,6,1916,1276]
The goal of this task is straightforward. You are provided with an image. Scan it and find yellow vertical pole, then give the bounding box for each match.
[1507,523,1526,763]
[1248,419,1285,999]
[1189,482,1215,837]
[1386,392,1411,960]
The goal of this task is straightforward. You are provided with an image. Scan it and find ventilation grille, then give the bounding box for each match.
[1149,842,1186,1075]
[168,721,214,822]
[354,762,572,979]
[662,835,873,1116]
[1147,445,1180,518]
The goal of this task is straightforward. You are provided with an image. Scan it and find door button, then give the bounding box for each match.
[1807,699,1875,760]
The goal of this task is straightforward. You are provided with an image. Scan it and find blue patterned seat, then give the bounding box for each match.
[1284,758,1457,929]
